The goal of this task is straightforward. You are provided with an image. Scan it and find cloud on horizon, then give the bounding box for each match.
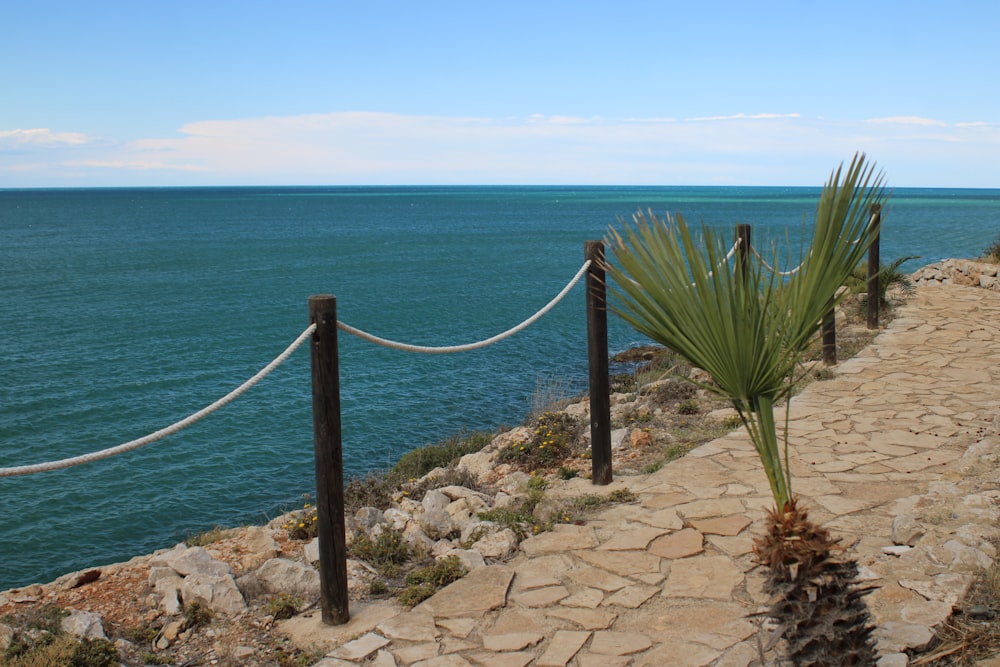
[2,112,998,187]
[0,128,97,149]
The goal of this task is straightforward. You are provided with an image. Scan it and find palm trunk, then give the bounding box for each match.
[754,499,878,666]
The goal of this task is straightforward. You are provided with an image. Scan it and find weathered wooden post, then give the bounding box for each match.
[867,204,882,330]
[309,295,349,625]
[822,310,837,365]
[585,241,612,485]
[736,223,751,282]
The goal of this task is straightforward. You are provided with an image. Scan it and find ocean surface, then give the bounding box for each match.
[1,185,998,590]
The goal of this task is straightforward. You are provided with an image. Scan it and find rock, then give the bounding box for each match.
[152,573,185,614]
[892,514,925,546]
[457,451,495,480]
[355,507,386,531]
[255,558,320,600]
[181,573,248,615]
[61,609,106,639]
[419,508,454,540]
[876,621,935,652]
[417,565,515,618]
[52,568,102,591]
[437,485,490,509]
[881,545,912,556]
[460,520,497,545]
[384,508,410,531]
[304,537,320,563]
[610,428,628,449]
[240,526,279,570]
[402,522,436,552]
[446,499,474,530]
[0,623,13,650]
[443,548,486,571]
[495,471,531,495]
[630,429,653,448]
[471,528,519,560]
[942,540,992,572]
[161,619,185,642]
[169,546,231,578]
[327,632,391,661]
[422,489,451,513]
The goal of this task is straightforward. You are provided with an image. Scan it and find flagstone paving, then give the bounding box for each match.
[296,284,1000,666]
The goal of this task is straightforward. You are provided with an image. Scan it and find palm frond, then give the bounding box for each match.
[605,153,886,509]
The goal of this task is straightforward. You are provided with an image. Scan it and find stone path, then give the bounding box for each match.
[286,284,1000,667]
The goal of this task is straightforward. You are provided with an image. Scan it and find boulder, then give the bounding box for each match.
[61,609,106,639]
[422,489,451,513]
[180,573,248,615]
[471,528,519,560]
[255,558,320,600]
[169,546,231,578]
[355,507,386,531]
[239,526,279,571]
[418,508,453,540]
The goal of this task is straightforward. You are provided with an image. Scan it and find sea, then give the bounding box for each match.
[1,185,998,590]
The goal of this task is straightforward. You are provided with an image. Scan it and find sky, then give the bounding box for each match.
[2,1,998,188]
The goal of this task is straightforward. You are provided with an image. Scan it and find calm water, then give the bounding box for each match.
[1,185,998,589]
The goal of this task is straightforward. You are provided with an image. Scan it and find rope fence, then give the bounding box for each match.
[337,259,591,353]
[0,324,318,478]
[0,260,595,477]
[750,246,806,277]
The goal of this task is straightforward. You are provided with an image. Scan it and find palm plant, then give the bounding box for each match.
[605,154,886,665]
[849,255,920,309]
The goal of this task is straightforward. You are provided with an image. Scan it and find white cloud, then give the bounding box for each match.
[865,116,948,127]
[2,112,998,187]
[687,113,802,122]
[0,128,94,148]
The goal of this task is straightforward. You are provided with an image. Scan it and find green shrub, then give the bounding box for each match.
[281,495,318,540]
[404,555,466,588]
[984,236,1000,263]
[497,412,581,469]
[183,600,213,628]
[676,399,700,415]
[397,583,438,608]
[345,472,397,513]
[70,637,118,667]
[476,507,538,540]
[391,430,493,481]
[557,466,578,480]
[264,594,303,620]
[349,528,411,576]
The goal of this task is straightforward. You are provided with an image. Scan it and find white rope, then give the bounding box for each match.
[0,324,317,478]
[697,239,742,284]
[338,260,592,353]
[750,246,805,277]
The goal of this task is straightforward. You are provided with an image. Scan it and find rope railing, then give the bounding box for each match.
[750,246,806,277]
[701,239,741,283]
[337,259,592,353]
[0,324,317,478]
[2,260,594,477]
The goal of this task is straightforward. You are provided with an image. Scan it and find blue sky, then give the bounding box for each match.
[3,1,998,187]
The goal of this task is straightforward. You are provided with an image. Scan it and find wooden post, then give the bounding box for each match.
[736,224,751,282]
[309,295,349,625]
[585,241,612,486]
[822,309,837,365]
[867,204,882,330]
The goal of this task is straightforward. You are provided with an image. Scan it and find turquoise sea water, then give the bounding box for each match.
[1,185,998,590]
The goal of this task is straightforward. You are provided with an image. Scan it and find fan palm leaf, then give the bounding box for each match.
[605,154,886,509]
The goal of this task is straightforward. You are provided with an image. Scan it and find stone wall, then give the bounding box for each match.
[912,258,1000,289]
